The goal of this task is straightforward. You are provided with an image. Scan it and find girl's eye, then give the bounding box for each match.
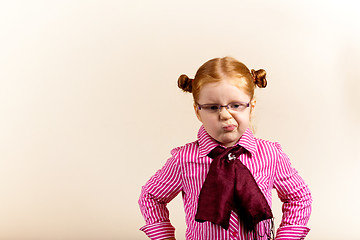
[202,105,219,111]
[230,103,242,109]
[231,103,241,109]
[209,105,219,110]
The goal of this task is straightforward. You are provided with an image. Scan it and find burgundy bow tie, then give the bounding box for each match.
[195,145,273,231]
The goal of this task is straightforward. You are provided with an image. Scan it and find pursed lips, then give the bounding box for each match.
[222,124,237,131]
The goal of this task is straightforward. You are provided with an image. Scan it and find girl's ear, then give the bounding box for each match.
[194,104,203,122]
[250,98,256,117]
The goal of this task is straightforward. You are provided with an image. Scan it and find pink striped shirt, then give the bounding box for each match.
[139,126,312,240]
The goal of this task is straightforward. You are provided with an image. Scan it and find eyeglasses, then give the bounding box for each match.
[196,102,250,113]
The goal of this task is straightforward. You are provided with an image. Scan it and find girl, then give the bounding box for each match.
[139,57,312,240]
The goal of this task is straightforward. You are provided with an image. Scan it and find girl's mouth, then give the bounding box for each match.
[223,125,236,131]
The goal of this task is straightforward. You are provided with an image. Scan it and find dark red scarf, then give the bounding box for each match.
[195,145,273,234]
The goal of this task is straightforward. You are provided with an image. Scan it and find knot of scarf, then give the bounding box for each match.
[195,145,273,232]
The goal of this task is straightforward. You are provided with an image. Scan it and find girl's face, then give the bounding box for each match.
[194,80,254,147]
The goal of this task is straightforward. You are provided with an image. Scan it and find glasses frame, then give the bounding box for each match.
[196,101,250,112]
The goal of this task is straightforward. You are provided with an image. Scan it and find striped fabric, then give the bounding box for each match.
[139,126,312,240]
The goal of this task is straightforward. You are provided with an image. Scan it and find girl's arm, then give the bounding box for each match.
[273,142,313,240]
[139,148,182,240]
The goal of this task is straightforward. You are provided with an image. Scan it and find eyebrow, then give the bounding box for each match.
[199,101,248,105]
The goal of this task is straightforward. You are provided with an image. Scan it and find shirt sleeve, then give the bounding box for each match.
[138,147,183,240]
[273,142,312,240]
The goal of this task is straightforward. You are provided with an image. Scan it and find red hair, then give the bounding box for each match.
[178,57,267,102]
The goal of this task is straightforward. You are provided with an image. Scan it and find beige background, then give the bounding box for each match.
[1,0,360,239]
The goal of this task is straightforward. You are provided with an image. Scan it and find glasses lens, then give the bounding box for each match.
[202,104,219,112]
[229,102,247,111]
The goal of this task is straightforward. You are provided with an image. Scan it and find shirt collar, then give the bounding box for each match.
[197,125,257,157]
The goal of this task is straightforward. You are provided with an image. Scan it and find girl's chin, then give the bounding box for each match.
[220,137,241,147]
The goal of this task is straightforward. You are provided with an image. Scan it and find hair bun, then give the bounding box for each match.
[251,69,267,88]
[178,74,193,93]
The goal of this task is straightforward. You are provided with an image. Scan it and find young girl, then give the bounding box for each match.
[138,57,312,240]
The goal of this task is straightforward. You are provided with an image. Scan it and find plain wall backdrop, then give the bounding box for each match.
[1,0,359,239]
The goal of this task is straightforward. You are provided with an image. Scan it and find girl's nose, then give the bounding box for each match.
[219,107,232,120]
